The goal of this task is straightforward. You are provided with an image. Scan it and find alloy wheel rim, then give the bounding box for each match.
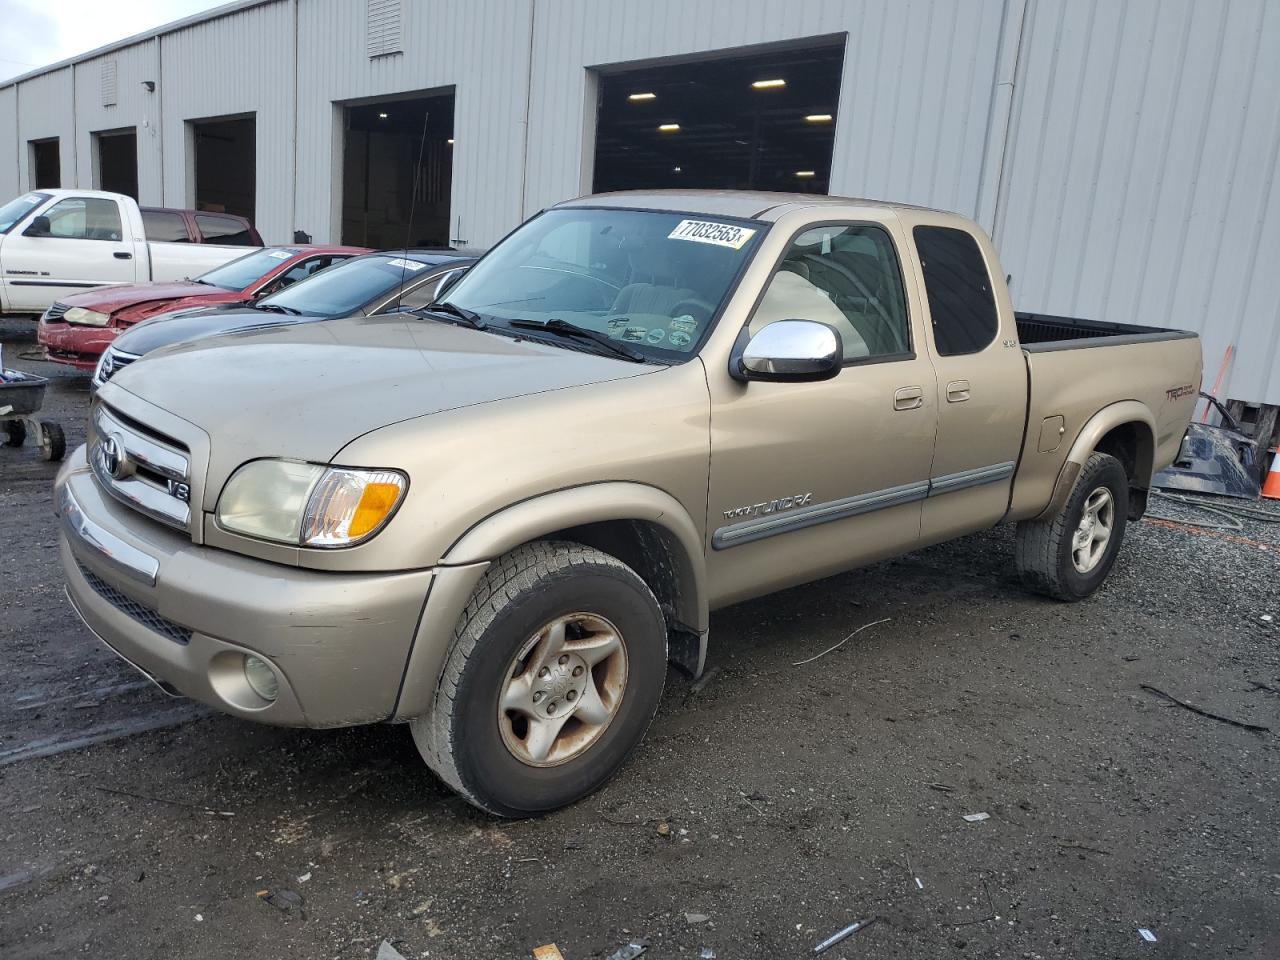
[1071,486,1115,574]
[498,613,629,767]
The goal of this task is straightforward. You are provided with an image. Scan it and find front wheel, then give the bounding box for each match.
[1015,451,1129,601]
[412,541,667,817]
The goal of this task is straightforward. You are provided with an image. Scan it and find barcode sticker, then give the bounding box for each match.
[267,250,293,259]
[385,258,425,271]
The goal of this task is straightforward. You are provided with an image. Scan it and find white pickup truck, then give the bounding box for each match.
[0,189,262,316]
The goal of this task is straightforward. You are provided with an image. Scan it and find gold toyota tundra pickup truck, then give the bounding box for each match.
[54,191,1202,816]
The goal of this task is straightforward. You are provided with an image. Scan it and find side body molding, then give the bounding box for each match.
[393,482,709,721]
[1038,401,1156,521]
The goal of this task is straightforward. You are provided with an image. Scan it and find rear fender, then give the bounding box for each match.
[1036,401,1156,520]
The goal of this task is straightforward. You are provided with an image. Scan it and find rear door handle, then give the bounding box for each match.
[946,379,971,403]
[113,251,132,260]
[893,386,923,411]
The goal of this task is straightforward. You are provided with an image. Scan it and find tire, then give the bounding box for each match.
[3,420,25,447]
[1015,451,1129,601]
[412,541,667,817]
[38,421,65,462]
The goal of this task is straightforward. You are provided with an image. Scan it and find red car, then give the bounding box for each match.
[38,244,368,369]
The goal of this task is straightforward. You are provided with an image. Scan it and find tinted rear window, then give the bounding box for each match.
[143,210,189,243]
[913,225,998,356]
[196,214,254,246]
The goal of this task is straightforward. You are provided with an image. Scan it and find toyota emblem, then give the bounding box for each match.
[100,432,128,480]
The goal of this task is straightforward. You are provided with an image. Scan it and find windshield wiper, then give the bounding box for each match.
[413,300,487,329]
[507,318,648,363]
[256,303,302,315]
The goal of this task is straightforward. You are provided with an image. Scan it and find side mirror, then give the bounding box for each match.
[730,319,843,383]
[23,215,51,237]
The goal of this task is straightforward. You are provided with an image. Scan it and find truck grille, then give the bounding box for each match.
[77,561,192,645]
[94,345,141,386]
[90,403,193,533]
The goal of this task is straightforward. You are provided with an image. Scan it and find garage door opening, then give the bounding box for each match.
[191,115,256,221]
[94,128,138,198]
[593,41,844,195]
[29,138,60,188]
[341,92,454,249]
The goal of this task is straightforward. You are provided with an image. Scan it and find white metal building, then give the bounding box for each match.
[2,0,1278,404]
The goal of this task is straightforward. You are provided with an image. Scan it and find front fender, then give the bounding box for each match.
[392,482,708,721]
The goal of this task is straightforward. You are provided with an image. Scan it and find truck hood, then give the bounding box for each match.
[106,315,656,498]
[60,280,230,313]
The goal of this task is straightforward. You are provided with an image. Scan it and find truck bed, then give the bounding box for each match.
[1015,311,1197,352]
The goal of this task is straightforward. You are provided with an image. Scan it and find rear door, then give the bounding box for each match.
[905,218,1027,543]
[2,195,139,312]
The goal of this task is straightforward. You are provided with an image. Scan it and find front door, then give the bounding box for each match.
[3,196,137,312]
[705,218,938,607]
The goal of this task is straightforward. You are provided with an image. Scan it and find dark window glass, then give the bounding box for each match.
[749,224,911,360]
[913,225,998,356]
[195,214,253,246]
[42,197,123,241]
[142,210,190,243]
[380,269,463,312]
[259,255,431,316]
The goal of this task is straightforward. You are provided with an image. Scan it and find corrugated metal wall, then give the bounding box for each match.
[71,40,163,203]
[522,0,1007,218]
[0,0,1278,403]
[996,0,1280,404]
[292,0,531,249]
[159,0,297,242]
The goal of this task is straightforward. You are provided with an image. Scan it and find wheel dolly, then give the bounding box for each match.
[0,369,66,462]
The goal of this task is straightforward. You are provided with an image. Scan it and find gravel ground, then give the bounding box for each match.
[2,317,1278,959]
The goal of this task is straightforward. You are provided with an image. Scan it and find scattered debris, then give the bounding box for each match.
[604,942,648,960]
[685,912,710,924]
[926,782,955,794]
[1138,928,1158,942]
[257,887,304,912]
[962,813,990,822]
[1057,841,1112,856]
[92,785,233,817]
[532,945,565,960]
[1141,684,1270,733]
[377,941,410,960]
[700,950,716,959]
[941,880,996,928]
[813,916,877,954]
[296,871,311,883]
[792,618,891,666]
[1262,614,1274,623]
[656,822,671,837]
[737,792,767,815]
[195,913,203,922]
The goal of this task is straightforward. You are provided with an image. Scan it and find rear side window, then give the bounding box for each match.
[913,225,998,356]
[196,214,254,246]
[142,210,189,242]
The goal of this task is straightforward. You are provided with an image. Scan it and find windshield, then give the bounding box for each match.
[258,255,426,316]
[0,192,50,234]
[442,207,764,357]
[197,247,301,291]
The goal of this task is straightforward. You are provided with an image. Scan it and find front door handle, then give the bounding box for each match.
[946,379,971,403]
[893,386,923,411]
[113,251,132,260]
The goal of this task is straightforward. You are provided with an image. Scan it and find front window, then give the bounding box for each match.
[197,248,302,291]
[257,255,428,316]
[0,193,50,234]
[443,207,764,357]
[42,197,123,241]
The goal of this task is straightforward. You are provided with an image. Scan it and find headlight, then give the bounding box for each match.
[64,307,111,327]
[216,460,407,548]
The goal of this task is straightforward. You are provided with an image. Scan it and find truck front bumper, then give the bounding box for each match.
[55,447,434,728]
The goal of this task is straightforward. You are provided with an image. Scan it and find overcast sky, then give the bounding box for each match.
[0,0,230,82]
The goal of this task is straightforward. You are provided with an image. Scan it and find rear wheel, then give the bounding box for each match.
[1015,452,1128,600]
[412,541,667,817]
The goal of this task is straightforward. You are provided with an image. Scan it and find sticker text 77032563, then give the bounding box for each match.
[667,220,756,250]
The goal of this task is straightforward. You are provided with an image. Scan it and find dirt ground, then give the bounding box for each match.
[2,317,1278,960]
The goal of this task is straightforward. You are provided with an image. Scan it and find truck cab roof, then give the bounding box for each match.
[554,188,951,222]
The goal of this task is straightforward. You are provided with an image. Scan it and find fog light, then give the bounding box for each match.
[243,655,279,702]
